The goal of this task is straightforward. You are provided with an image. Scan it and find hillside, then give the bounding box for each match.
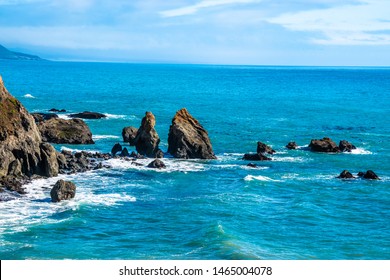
[0,44,43,60]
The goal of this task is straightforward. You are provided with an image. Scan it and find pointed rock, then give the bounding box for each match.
[134,112,161,157]
[168,108,216,159]
[257,141,275,154]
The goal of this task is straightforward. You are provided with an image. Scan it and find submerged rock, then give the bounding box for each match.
[257,141,275,154]
[147,159,166,169]
[309,137,340,153]
[337,170,355,179]
[339,140,356,152]
[134,112,161,157]
[68,111,106,119]
[122,126,138,145]
[243,153,271,161]
[168,108,216,159]
[38,118,94,144]
[286,141,298,150]
[247,163,258,168]
[50,179,76,202]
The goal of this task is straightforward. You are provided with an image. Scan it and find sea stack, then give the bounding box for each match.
[168,108,216,159]
[0,76,59,178]
[134,111,161,157]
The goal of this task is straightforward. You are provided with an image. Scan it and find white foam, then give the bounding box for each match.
[104,113,138,120]
[272,156,307,162]
[60,146,101,154]
[93,135,120,140]
[57,114,72,120]
[244,175,281,182]
[23,93,35,98]
[349,148,373,155]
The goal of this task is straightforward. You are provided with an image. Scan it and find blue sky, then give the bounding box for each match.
[0,0,389,65]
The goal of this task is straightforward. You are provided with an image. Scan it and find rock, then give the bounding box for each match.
[0,176,28,194]
[120,147,130,157]
[131,161,143,167]
[49,108,66,113]
[257,141,275,154]
[247,163,258,168]
[122,126,138,145]
[111,143,122,156]
[56,152,68,169]
[38,118,94,144]
[147,159,166,169]
[309,137,340,153]
[50,180,76,202]
[68,111,106,119]
[168,108,216,159]
[0,76,59,178]
[39,143,59,177]
[363,170,380,180]
[337,170,355,179]
[130,151,145,159]
[243,153,271,161]
[286,141,298,150]
[31,113,58,122]
[339,140,356,152]
[155,149,164,158]
[134,112,161,157]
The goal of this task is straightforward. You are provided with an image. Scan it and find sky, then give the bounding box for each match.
[0,0,389,65]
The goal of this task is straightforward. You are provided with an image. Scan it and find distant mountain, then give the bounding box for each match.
[0,44,44,60]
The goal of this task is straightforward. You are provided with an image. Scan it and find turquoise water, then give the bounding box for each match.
[0,61,389,259]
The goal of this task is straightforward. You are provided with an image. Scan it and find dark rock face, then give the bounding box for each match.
[243,153,271,161]
[122,126,138,145]
[134,112,161,157]
[247,163,258,168]
[120,147,130,157]
[257,141,275,154]
[68,111,106,119]
[168,108,216,159]
[38,118,94,144]
[147,159,166,169]
[31,113,58,123]
[50,180,76,202]
[49,108,66,113]
[0,76,59,178]
[286,142,298,150]
[361,170,380,180]
[337,170,355,179]
[58,150,110,174]
[111,143,122,156]
[309,137,340,153]
[339,140,356,152]
[155,149,164,159]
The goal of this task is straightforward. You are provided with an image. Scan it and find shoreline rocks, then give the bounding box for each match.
[168,108,216,159]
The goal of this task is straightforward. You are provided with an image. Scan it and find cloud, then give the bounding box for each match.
[268,0,390,45]
[160,0,260,18]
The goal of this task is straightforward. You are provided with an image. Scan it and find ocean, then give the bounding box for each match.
[0,61,389,259]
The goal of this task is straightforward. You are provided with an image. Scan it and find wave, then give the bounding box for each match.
[103,113,139,120]
[272,156,308,162]
[244,175,281,182]
[93,135,120,140]
[23,94,35,99]
[350,148,373,155]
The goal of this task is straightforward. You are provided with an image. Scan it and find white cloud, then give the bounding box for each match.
[268,0,390,45]
[160,0,260,18]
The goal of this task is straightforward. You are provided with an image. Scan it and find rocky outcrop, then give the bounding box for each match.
[243,153,271,161]
[134,112,161,157]
[50,180,76,202]
[339,140,356,152]
[0,76,59,179]
[147,159,166,169]
[49,108,66,113]
[337,170,355,179]
[38,118,94,144]
[120,147,130,157]
[309,137,340,153]
[257,141,275,154]
[122,126,138,145]
[358,170,380,180]
[286,142,298,150]
[111,143,122,156]
[58,150,110,174]
[68,111,106,119]
[168,108,216,159]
